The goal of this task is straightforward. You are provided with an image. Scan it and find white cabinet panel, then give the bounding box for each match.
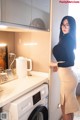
[0,0,50,31]
[1,0,32,26]
[31,0,50,31]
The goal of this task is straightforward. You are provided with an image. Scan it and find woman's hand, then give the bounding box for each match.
[49,62,58,72]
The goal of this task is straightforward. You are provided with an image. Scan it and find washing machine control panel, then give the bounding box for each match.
[32,84,48,105]
[33,91,41,105]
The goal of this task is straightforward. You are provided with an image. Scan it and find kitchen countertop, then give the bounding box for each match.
[0,71,49,108]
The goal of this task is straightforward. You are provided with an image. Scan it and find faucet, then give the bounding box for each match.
[9,53,16,69]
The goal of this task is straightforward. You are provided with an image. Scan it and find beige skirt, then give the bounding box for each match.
[58,67,79,114]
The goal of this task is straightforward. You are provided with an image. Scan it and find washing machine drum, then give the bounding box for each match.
[28,105,48,120]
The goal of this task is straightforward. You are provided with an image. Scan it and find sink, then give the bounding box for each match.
[0,69,17,85]
[0,73,8,84]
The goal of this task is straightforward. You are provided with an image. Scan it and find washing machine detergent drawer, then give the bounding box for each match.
[3,84,48,120]
[10,97,33,120]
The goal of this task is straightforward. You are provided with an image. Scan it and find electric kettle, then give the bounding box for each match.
[16,57,32,78]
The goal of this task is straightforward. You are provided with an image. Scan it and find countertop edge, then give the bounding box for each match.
[0,77,48,108]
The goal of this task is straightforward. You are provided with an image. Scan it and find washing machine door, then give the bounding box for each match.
[28,105,48,120]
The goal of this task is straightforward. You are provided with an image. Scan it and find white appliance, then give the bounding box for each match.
[16,57,32,78]
[3,84,48,120]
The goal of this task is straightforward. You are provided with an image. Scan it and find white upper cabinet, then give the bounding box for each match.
[31,0,50,31]
[1,0,32,26]
[0,0,1,21]
[0,0,50,31]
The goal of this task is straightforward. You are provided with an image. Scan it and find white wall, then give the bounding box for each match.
[49,0,68,120]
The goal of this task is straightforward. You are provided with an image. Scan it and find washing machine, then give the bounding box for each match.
[2,84,48,120]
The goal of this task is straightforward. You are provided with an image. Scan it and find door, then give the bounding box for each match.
[28,105,48,120]
[1,0,32,26]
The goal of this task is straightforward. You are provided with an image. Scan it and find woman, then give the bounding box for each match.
[50,16,79,120]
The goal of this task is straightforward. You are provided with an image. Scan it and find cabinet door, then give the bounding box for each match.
[1,0,32,26]
[31,0,50,31]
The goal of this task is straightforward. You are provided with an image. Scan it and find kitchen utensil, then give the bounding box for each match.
[16,57,32,78]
